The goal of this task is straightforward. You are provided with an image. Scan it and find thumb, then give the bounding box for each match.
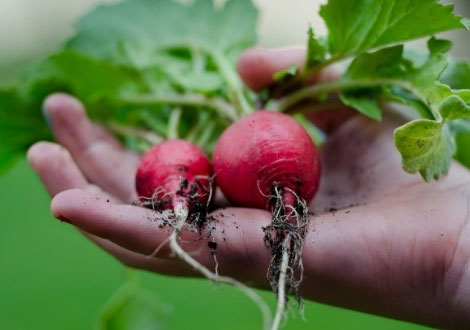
[237,47,355,133]
[237,47,305,92]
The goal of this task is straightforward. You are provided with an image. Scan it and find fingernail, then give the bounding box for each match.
[42,101,52,129]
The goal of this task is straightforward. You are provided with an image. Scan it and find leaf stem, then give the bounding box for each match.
[271,238,289,330]
[167,107,182,139]
[115,93,237,122]
[195,121,216,147]
[108,122,163,144]
[185,112,209,142]
[279,78,422,112]
[210,49,252,116]
[300,54,344,80]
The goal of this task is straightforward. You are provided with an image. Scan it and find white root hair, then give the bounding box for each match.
[264,184,310,330]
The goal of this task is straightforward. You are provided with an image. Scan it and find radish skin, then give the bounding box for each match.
[136,139,212,211]
[213,111,321,209]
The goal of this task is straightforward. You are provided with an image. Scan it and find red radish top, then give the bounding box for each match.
[136,139,212,209]
[212,111,321,209]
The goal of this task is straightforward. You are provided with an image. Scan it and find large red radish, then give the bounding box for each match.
[213,111,321,208]
[213,111,321,329]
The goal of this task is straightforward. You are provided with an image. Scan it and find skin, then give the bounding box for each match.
[27,48,470,329]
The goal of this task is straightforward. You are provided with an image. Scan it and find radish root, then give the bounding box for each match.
[139,178,273,330]
[264,184,309,330]
[271,238,289,330]
[168,206,272,330]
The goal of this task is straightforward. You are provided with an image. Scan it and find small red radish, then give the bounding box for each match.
[136,139,213,266]
[212,110,321,329]
[136,139,212,220]
[135,139,272,328]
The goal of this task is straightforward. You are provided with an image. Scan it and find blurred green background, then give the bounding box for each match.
[0,1,469,329]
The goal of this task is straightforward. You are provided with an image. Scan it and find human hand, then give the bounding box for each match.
[27,48,470,329]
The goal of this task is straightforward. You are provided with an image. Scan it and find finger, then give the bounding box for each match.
[237,47,342,91]
[28,141,184,272]
[51,188,272,284]
[27,142,88,196]
[237,47,305,92]
[84,233,195,277]
[237,48,353,133]
[43,93,139,203]
[27,141,118,203]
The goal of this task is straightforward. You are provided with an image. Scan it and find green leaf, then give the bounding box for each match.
[383,86,434,119]
[339,38,470,180]
[340,91,382,120]
[440,60,470,89]
[98,282,171,330]
[65,0,257,115]
[0,89,51,173]
[5,0,256,169]
[19,52,149,107]
[345,45,412,79]
[67,0,258,64]
[305,27,327,69]
[439,95,470,121]
[320,0,467,57]
[394,119,455,181]
[342,38,462,118]
[394,93,470,181]
[427,37,452,54]
[456,133,470,168]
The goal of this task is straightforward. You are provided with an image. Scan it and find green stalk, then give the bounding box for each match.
[211,49,252,116]
[108,122,163,144]
[279,78,425,113]
[167,107,182,139]
[185,112,209,142]
[116,93,237,122]
[195,121,216,147]
[300,54,345,81]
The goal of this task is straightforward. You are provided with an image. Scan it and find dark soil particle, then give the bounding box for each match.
[208,241,217,256]
[208,241,217,249]
[136,177,220,259]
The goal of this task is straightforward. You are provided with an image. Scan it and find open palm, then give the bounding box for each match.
[28,48,470,329]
